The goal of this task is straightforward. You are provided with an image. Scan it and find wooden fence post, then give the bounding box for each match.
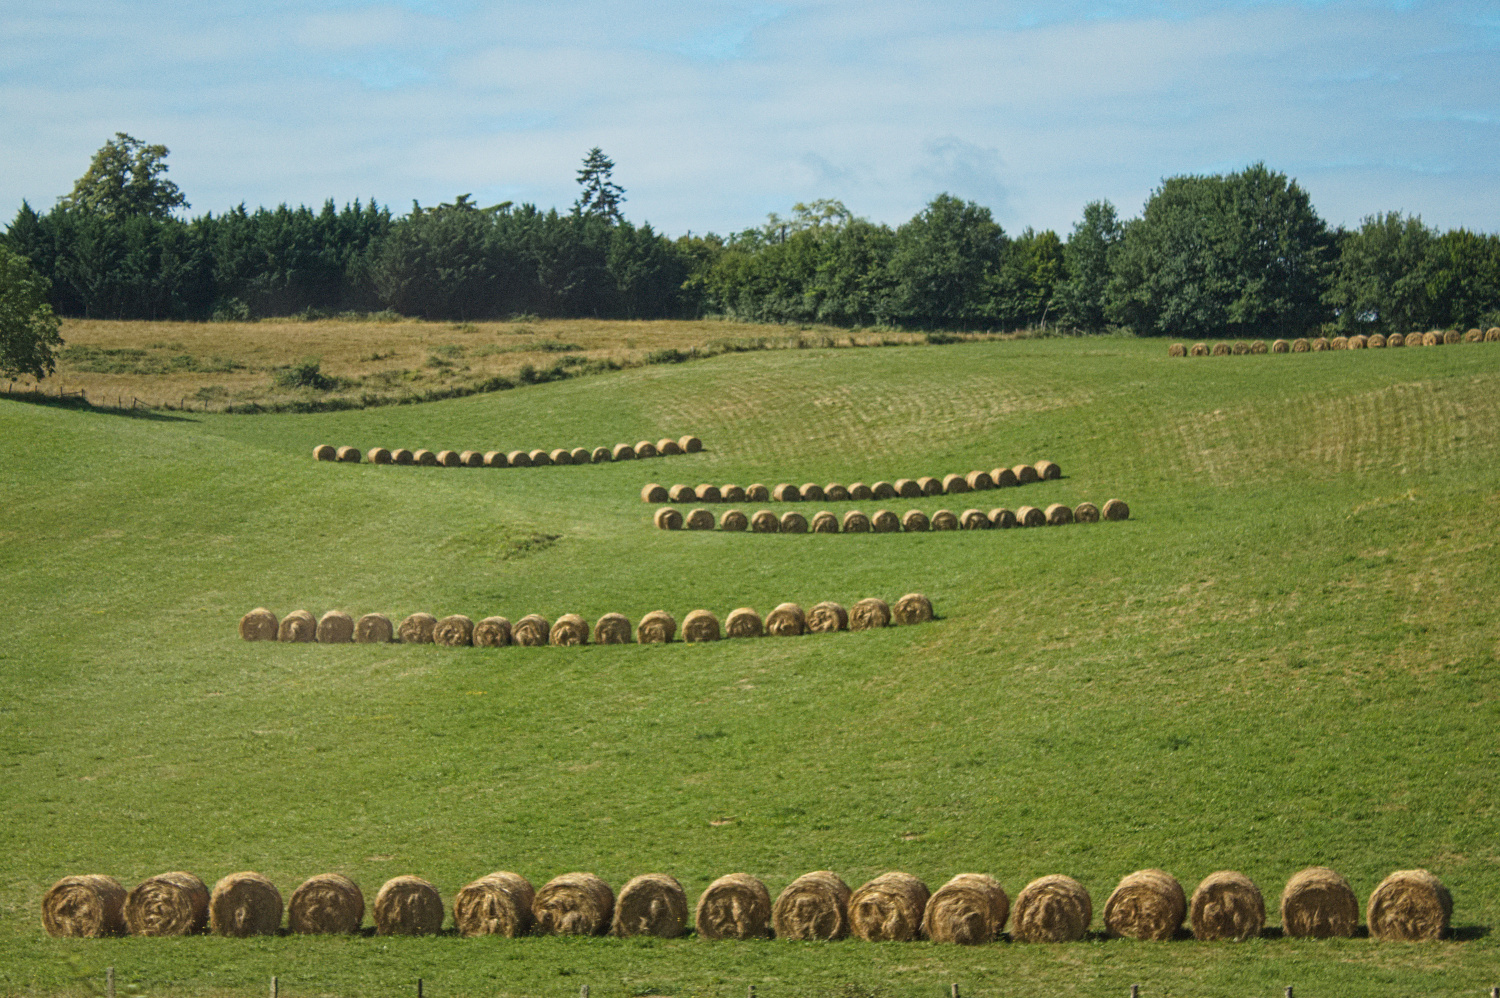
[270,976,278,998]
[106,966,114,998]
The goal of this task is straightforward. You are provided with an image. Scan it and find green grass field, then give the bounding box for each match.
[2,334,1498,998]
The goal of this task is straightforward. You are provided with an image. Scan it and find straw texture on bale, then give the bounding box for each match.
[635,440,658,458]
[1292,338,1310,352]
[961,508,990,529]
[895,478,922,498]
[1016,505,1045,527]
[686,508,716,530]
[512,614,551,646]
[278,610,316,642]
[550,613,590,646]
[433,614,474,647]
[1232,341,1249,355]
[893,592,934,625]
[850,872,930,942]
[1013,463,1041,484]
[314,444,336,461]
[462,450,484,466]
[991,467,1018,488]
[1035,460,1062,480]
[1443,329,1460,344]
[434,449,458,467]
[725,607,764,638]
[806,601,848,633]
[1272,339,1289,353]
[773,871,851,941]
[990,508,1017,529]
[942,473,969,494]
[336,446,361,462]
[209,872,283,938]
[682,609,721,642]
[722,484,747,502]
[922,873,1010,945]
[680,435,704,452]
[1045,503,1074,526]
[917,476,942,496]
[721,509,749,531]
[1312,337,1330,351]
[780,511,808,533]
[1424,332,1441,346]
[1464,328,1483,343]
[473,615,512,647]
[1279,867,1358,939]
[1190,343,1209,357]
[1102,498,1130,521]
[374,876,443,936]
[1012,875,1092,943]
[570,447,591,464]
[1488,327,1500,342]
[368,447,392,464]
[398,612,437,644]
[657,438,682,455]
[848,483,874,501]
[612,444,636,461]
[746,483,770,501]
[642,483,669,503]
[800,483,827,502]
[843,510,871,532]
[872,481,898,499]
[696,484,723,503]
[901,508,930,532]
[811,511,839,533]
[1073,501,1100,523]
[1169,343,1186,357]
[766,602,807,636]
[931,509,959,530]
[1366,869,1451,941]
[289,874,364,935]
[1388,333,1406,346]
[850,597,891,630]
[1103,869,1185,941]
[637,610,677,643]
[125,871,209,937]
[352,612,393,643]
[750,510,780,532]
[1189,871,1264,941]
[42,875,127,938]
[1331,336,1349,350]
[773,483,802,502]
[541,449,568,465]
[507,450,531,467]
[534,872,614,936]
[393,448,415,465]
[669,484,697,503]
[612,873,688,938]
[871,509,900,532]
[592,446,611,463]
[965,470,994,491]
[1369,333,1387,347]
[1212,343,1230,356]
[695,873,772,940]
[316,610,354,644]
[825,483,850,501]
[454,872,535,938]
[593,613,631,644]
[1251,340,1268,354]
[528,449,551,466]
[655,507,683,530]
[1350,335,1368,349]
[239,607,278,641]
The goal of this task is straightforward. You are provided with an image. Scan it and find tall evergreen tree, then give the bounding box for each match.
[574,148,625,223]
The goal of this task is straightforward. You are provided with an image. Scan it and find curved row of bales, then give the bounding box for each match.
[642,463,1062,506]
[313,435,703,466]
[655,500,1129,533]
[43,866,1452,944]
[1170,327,1500,356]
[239,596,935,646]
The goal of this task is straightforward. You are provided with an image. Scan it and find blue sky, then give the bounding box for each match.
[2,1,1496,237]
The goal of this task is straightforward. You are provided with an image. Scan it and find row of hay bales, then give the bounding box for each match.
[655,500,1129,533]
[313,435,703,466]
[239,596,934,646]
[42,866,1453,943]
[641,463,1061,505]
[1170,328,1500,356]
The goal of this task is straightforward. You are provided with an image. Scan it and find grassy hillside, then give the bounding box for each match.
[2,334,1498,997]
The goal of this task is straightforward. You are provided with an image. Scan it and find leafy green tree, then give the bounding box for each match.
[1426,228,1500,330]
[884,193,1007,328]
[0,245,64,379]
[1326,212,1438,334]
[574,148,625,223]
[1053,200,1122,332]
[59,133,188,219]
[993,227,1065,329]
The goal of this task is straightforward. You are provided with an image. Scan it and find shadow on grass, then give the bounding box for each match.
[1,391,195,422]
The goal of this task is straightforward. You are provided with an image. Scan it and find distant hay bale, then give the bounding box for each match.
[278,610,316,642]
[474,616,512,647]
[902,509,929,532]
[1045,503,1074,526]
[612,873,688,938]
[239,607,278,641]
[848,483,874,501]
[807,601,848,632]
[800,483,827,502]
[438,450,462,467]
[635,440,659,458]
[657,438,683,456]
[696,484,723,503]
[1387,333,1406,347]
[314,444,337,461]
[750,510,780,532]
[961,508,990,529]
[990,467,1018,488]
[725,607,764,637]
[462,450,484,467]
[686,508,716,530]
[930,509,959,530]
[696,873,772,940]
[1487,327,1500,342]
[398,612,437,644]
[1443,329,1460,345]
[1189,870,1264,941]
[534,873,614,936]
[1232,341,1249,355]
[773,483,802,502]
[1330,336,1348,350]
[1251,340,1268,354]
[871,509,901,532]
[811,511,839,533]
[210,872,283,938]
[746,483,770,501]
[1035,460,1062,480]
[636,610,677,643]
[720,484,746,502]
[334,446,359,462]
[1280,867,1358,939]
[1312,337,1330,351]
[316,610,354,644]
[1073,502,1100,523]
[1272,339,1290,353]
[368,447,392,464]
[433,614,474,647]
[680,435,704,453]
[893,593,934,625]
[513,614,551,646]
[850,872,930,942]
[1212,343,1230,356]
[1349,335,1368,349]
[872,481,898,499]
[766,602,807,636]
[393,448,415,465]
[570,447,591,464]
[1423,331,1441,346]
[895,478,922,498]
[1012,874,1092,943]
[773,871,851,941]
[1292,338,1310,352]
[454,872,534,938]
[655,507,684,530]
[842,510,871,533]
[850,597,892,630]
[289,874,364,935]
[923,873,1009,945]
[592,446,612,463]
[642,483,669,503]
[989,508,1017,529]
[355,613,393,643]
[1102,498,1130,521]
[682,608,722,642]
[415,449,438,466]
[529,449,551,466]
[780,511,808,533]
[1190,343,1209,357]
[1369,333,1387,347]
[669,484,697,503]
[612,443,636,461]
[825,483,850,501]
[1012,463,1040,484]
[124,871,208,937]
[1016,505,1046,527]
[507,449,531,467]
[374,875,443,936]
[1103,869,1185,941]
[721,509,749,531]
[550,613,590,646]
[918,476,943,496]
[1366,869,1451,942]
[1169,343,1186,357]
[965,470,994,491]
[593,613,631,644]
[42,875,127,938]
[942,474,969,494]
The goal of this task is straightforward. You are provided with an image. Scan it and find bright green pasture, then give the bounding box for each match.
[2,336,1499,998]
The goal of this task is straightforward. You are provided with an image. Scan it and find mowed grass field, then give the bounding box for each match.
[2,331,1499,997]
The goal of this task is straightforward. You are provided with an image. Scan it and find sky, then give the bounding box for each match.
[2,1,1497,238]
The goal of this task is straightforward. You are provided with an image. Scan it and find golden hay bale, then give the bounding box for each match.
[239,607,278,641]
[680,434,704,453]
[42,875,127,938]
[721,509,749,531]
[965,470,994,491]
[593,613,631,644]
[1102,498,1131,521]
[1387,333,1406,347]
[355,613,393,643]
[850,872,930,942]
[1035,460,1062,481]
[895,478,922,498]
[528,449,551,466]
[1443,329,1461,345]
[570,447,591,464]
[893,593,934,625]
[871,509,901,532]
[613,443,637,461]
[210,872,283,937]
[507,449,531,467]
[334,447,360,463]
[1330,336,1349,350]
[461,450,484,467]
[454,872,535,938]
[1292,338,1310,352]
[825,483,850,501]
[513,614,551,646]
[696,873,772,940]
[1487,327,1500,342]
[923,873,1010,945]
[1211,343,1230,356]
[124,871,209,936]
[1312,337,1330,351]
[751,510,780,533]
[1272,339,1290,353]
[765,602,806,636]
[961,508,990,530]
[696,484,723,503]
[1045,503,1074,526]
[289,874,364,935]
[657,438,683,456]
[637,610,677,643]
[848,482,874,501]
[642,483,669,503]
[1189,870,1264,941]
[393,448,415,465]
[989,508,1017,529]
[721,484,746,502]
[1169,343,1186,357]
[655,507,684,530]
[1369,333,1387,347]
[746,483,770,501]
[415,449,439,466]
[807,601,848,633]
[872,481,898,499]
[991,466,1018,488]
[612,873,688,938]
[474,616,512,647]
[1367,869,1451,941]
[800,483,826,502]
[398,612,437,644]
[278,610,316,642]
[1012,874,1092,942]
[1423,331,1441,346]
[437,450,462,467]
[811,511,839,533]
[682,609,721,642]
[773,871,851,940]
[725,607,764,637]
[547,448,571,466]
[1190,343,1209,357]
[843,510,872,533]
[686,508,716,530]
[942,473,969,494]
[368,447,393,464]
[534,872,614,936]
[1103,869,1185,941]
[1016,505,1046,527]
[1251,340,1268,354]
[1349,335,1368,349]
[780,510,809,533]
[1231,341,1249,355]
[1073,501,1100,523]
[918,476,943,496]
[1280,867,1358,939]
[902,509,929,532]
[929,509,957,530]
[374,876,443,936]
[850,597,891,630]
[432,614,474,647]
[314,444,337,461]
[592,446,612,463]
[1013,463,1041,485]
[635,440,659,458]
[550,614,590,646]
[316,610,354,644]
[773,483,802,502]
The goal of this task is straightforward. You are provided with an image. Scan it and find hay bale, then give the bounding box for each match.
[800,483,827,502]
[124,871,208,936]
[686,508,715,530]
[850,597,891,630]
[1102,498,1130,521]
[415,449,438,466]
[655,507,684,530]
[368,447,392,464]
[1388,333,1406,347]
[721,484,746,502]
[513,614,551,646]
[1012,463,1040,484]
[482,451,506,467]
[1016,505,1046,527]
[1425,332,1442,346]
[766,602,806,636]
[1350,335,1368,349]
[961,508,990,530]
[895,478,922,498]
[474,616,512,647]
[461,450,484,467]
[893,593,934,625]
[278,610,316,642]
[612,873,688,938]
[550,613,590,646]
[1312,337,1329,351]
[437,450,461,467]
[902,509,929,532]
[989,508,1017,529]
[942,474,969,494]
[454,872,535,938]
[931,509,959,530]
[1190,343,1209,357]
[849,872,930,942]
[1012,874,1092,942]
[355,613,393,643]
[592,446,612,463]
[393,448,415,465]
[210,872,283,937]
[991,467,1018,488]
[682,609,721,642]
[1443,329,1461,345]
[1292,338,1310,352]
[721,509,749,531]
[696,873,772,940]
[1169,343,1186,357]
[289,874,364,935]
[570,447,591,464]
[696,484,723,503]
[1369,333,1387,347]
[923,873,1009,945]
[773,871,851,940]
[750,510,780,533]
[314,444,337,461]
[534,872,614,936]
[1189,870,1264,941]
[657,438,683,456]
[825,483,850,501]
[1272,339,1290,353]
[642,483,669,503]
[780,511,808,533]
[398,612,437,644]
[811,511,839,533]
[239,607,278,641]
[872,481,898,499]
[612,442,638,461]
[1073,501,1100,523]
[725,607,763,637]
[1251,340,1268,354]
[42,875,126,938]
[680,435,704,453]
[1280,867,1358,939]
[1035,460,1062,481]
[636,610,677,643]
[1367,869,1451,941]
[773,483,802,502]
[316,610,354,644]
[1487,327,1500,342]
[546,448,570,466]
[507,449,531,467]
[1330,336,1349,350]
[746,483,770,501]
[333,445,360,462]
[917,476,943,496]
[843,510,871,533]
[528,449,551,466]
[635,440,658,458]
[593,613,631,644]
[1212,343,1230,356]
[1232,341,1249,355]
[374,876,443,936]
[1045,503,1074,526]
[1103,869,1185,941]
[807,601,848,633]
[965,470,994,491]
[848,483,874,501]
[871,509,900,532]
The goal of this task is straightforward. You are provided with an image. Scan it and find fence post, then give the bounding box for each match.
[1285,987,1293,998]
[270,976,278,998]
[106,966,114,998]
[951,985,960,998]
[1130,987,1139,998]
[417,979,423,998]
[580,987,589,998]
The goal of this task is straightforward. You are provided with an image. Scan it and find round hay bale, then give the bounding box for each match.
[1487,327,1500,342]
[454,872,535,938]
[289,874,364,935]
[549,447,573,464]
[613,443,636,461]
[483,451,507,467]
[893,593,934,625]
[923,873,1009,945]
[902,509,929,532]
[961,508,990,530]
[696,484,722,503]
[1424,332,1442,346]
[895,478,922,498]
[721,509,749,531]
[750,510,780,533]
[811,511,839,533]
[593,613,631,644]
[534,873,614,936]
[1231,341,1249,355]
[42,875,127,938]
[373,876,443,936]
[680,435,703,453]
[1211,343,1230,356]
[462,450,484,467]
[872,481,898,499]
[1330,336,1348,350]
[124,871,208,936]
[1103,869,1185,941]
[850,597,892,630]
[550,613,590,646]
[931,509,959,530]
[655,507,684,530]
[1312,337,1330,351]
[942,473,969,494]
[1169,343,1186,357]
[437,450,462,467]
[1016,505,1046,527]
[1012,874,1091,943]
[635,440,658,458]
[1388,333,1406,347]
[850,872,930,942]
[685,508,715,530]
[1292,338,1310,352]
[1250,340,1268,354]
[474,616,512,647]
[1073,501,1100,523]
[848,482,874,501]
[1190,343,1209,357]
[415,449,438,466]
[991,466,1018,488]
[696,873,772,940]
[1189,870,1264,941]
[965,470,994,491]
[657,438,683,456]
[570,447,591,464]
[1272,339,1290,353]
[1280,867,1358,939]
[210,872,283,937]
[612,873,688,938]
[512,614,551,646]
[592,446,612,463]
[316,610,354,644]
[528,449,551,466]
[746,483,770,501]
[917,476,943,496]
[989,508,1017,529]
[773,871,851,941]
[800,483,826,502]
[1367,869,1451,942]
[807,601,848,633]
[773,483,802,502]
[780,511,808,533]
[720,484,746,503]
[432,613,473,649]
[1102,498,1131,521]
[1443,328,1461,345]
[871,509,901,532]
[239,607,278,641]
[1045,503,1074,526]
[725,607,763,638]
[1350,335,1368,349]
[354,613,393,643]
[398,612,437,644]
[642,483,669,503]
[636,610,676,644]
[1012,463,1040,485]
[368,447,392,464]
[765,602,806,636]
[1035,460,1062,481]
[393,448,415,465]
[825,483,850,502]
[314,444,337,461]
[507,449,531,467]
[1369,333,1387,347]
[278,610,316,642]
[843,510,872,533]
[682,609,721,642]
